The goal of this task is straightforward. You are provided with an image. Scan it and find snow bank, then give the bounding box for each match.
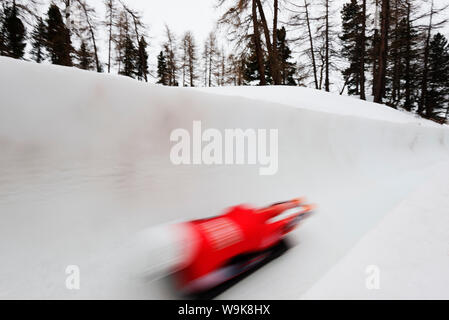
[195,86,441,126]
[0,57,448,299]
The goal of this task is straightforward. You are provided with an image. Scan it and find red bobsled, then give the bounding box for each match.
[172,198,315,299]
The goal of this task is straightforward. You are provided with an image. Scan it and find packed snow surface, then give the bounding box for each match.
[0,57,448,299]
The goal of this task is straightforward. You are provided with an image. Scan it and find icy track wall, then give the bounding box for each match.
[0,57,448,299]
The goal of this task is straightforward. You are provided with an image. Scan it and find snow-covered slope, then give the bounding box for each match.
[0,57,448,299]
[195,86,439,125]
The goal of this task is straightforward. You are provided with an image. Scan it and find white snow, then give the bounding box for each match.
[0,57,448,299]
[195,86,441,126]
[302,161,449,299]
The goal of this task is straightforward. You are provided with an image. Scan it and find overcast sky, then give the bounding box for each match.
[94,0,220,49]
[84,0,225,77]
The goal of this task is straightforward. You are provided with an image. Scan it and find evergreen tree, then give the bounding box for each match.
[385,1,420,112]
[385,2,406,108]
[136,36,149,81]
[370,21,381,97]
[45,4,73,66]
[276,27,296,85]
[157,50,168,85]
[119,34,137,78]
[77,40,94,70]
[0,7,5,55]
[385,12,420,111]
[30,17,47,63]
[340,0,363,96]
[264,58,273,85]
[425,33,449,119]
[401,15,420,112]
[2,4,26,59]
[417,0,448,117]
[243,35,263,85]
[373,0,390,103]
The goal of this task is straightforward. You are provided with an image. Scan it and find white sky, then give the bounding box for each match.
[89,0,226,78]
[121,0,220,46]
[91,0,221,50]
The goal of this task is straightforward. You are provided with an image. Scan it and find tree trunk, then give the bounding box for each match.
[372,0,380,96]
[360,0,366,100]
[273,0,278,57]
[255,0,281,85]
[404,1,412,111]
[391,0,400,106]
[204,45,207,87]
[252,0,266,85]
[88,23,101,72]
[107,2,112,73]
[64,0,71,34]
[304,0,318,89]
[127,9,147,82]
[418,0,433,117]
[221,54,225,86]
[117,26,122,73]
[374,0,389,103]
[208,52,212,87]
[182,55,186,87]
[324,0,330,92]
[189,53,194,87]
[77,1,101,72]
[340,77,349,95]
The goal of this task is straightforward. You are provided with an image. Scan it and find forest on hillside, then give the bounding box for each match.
[1,0,448,123]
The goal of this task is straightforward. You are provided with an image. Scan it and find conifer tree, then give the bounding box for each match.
[136,36,149,81]
[417,0,448,116]
[0,7,5,56]
[119,34,137,78]
[2,4,26,59]
[386,0,406,107]
[30,17,47,63]
[157,50,168,85]
[45,4,73,66]
[104,0,116,73]
[276,27,296,85]
[340,0,363,96]
[373,0,390,103]
[243,35,264,84]
[77,40,94,70]
[402,1,421,112]
[264,58,272,85]
[425,33,449,119]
